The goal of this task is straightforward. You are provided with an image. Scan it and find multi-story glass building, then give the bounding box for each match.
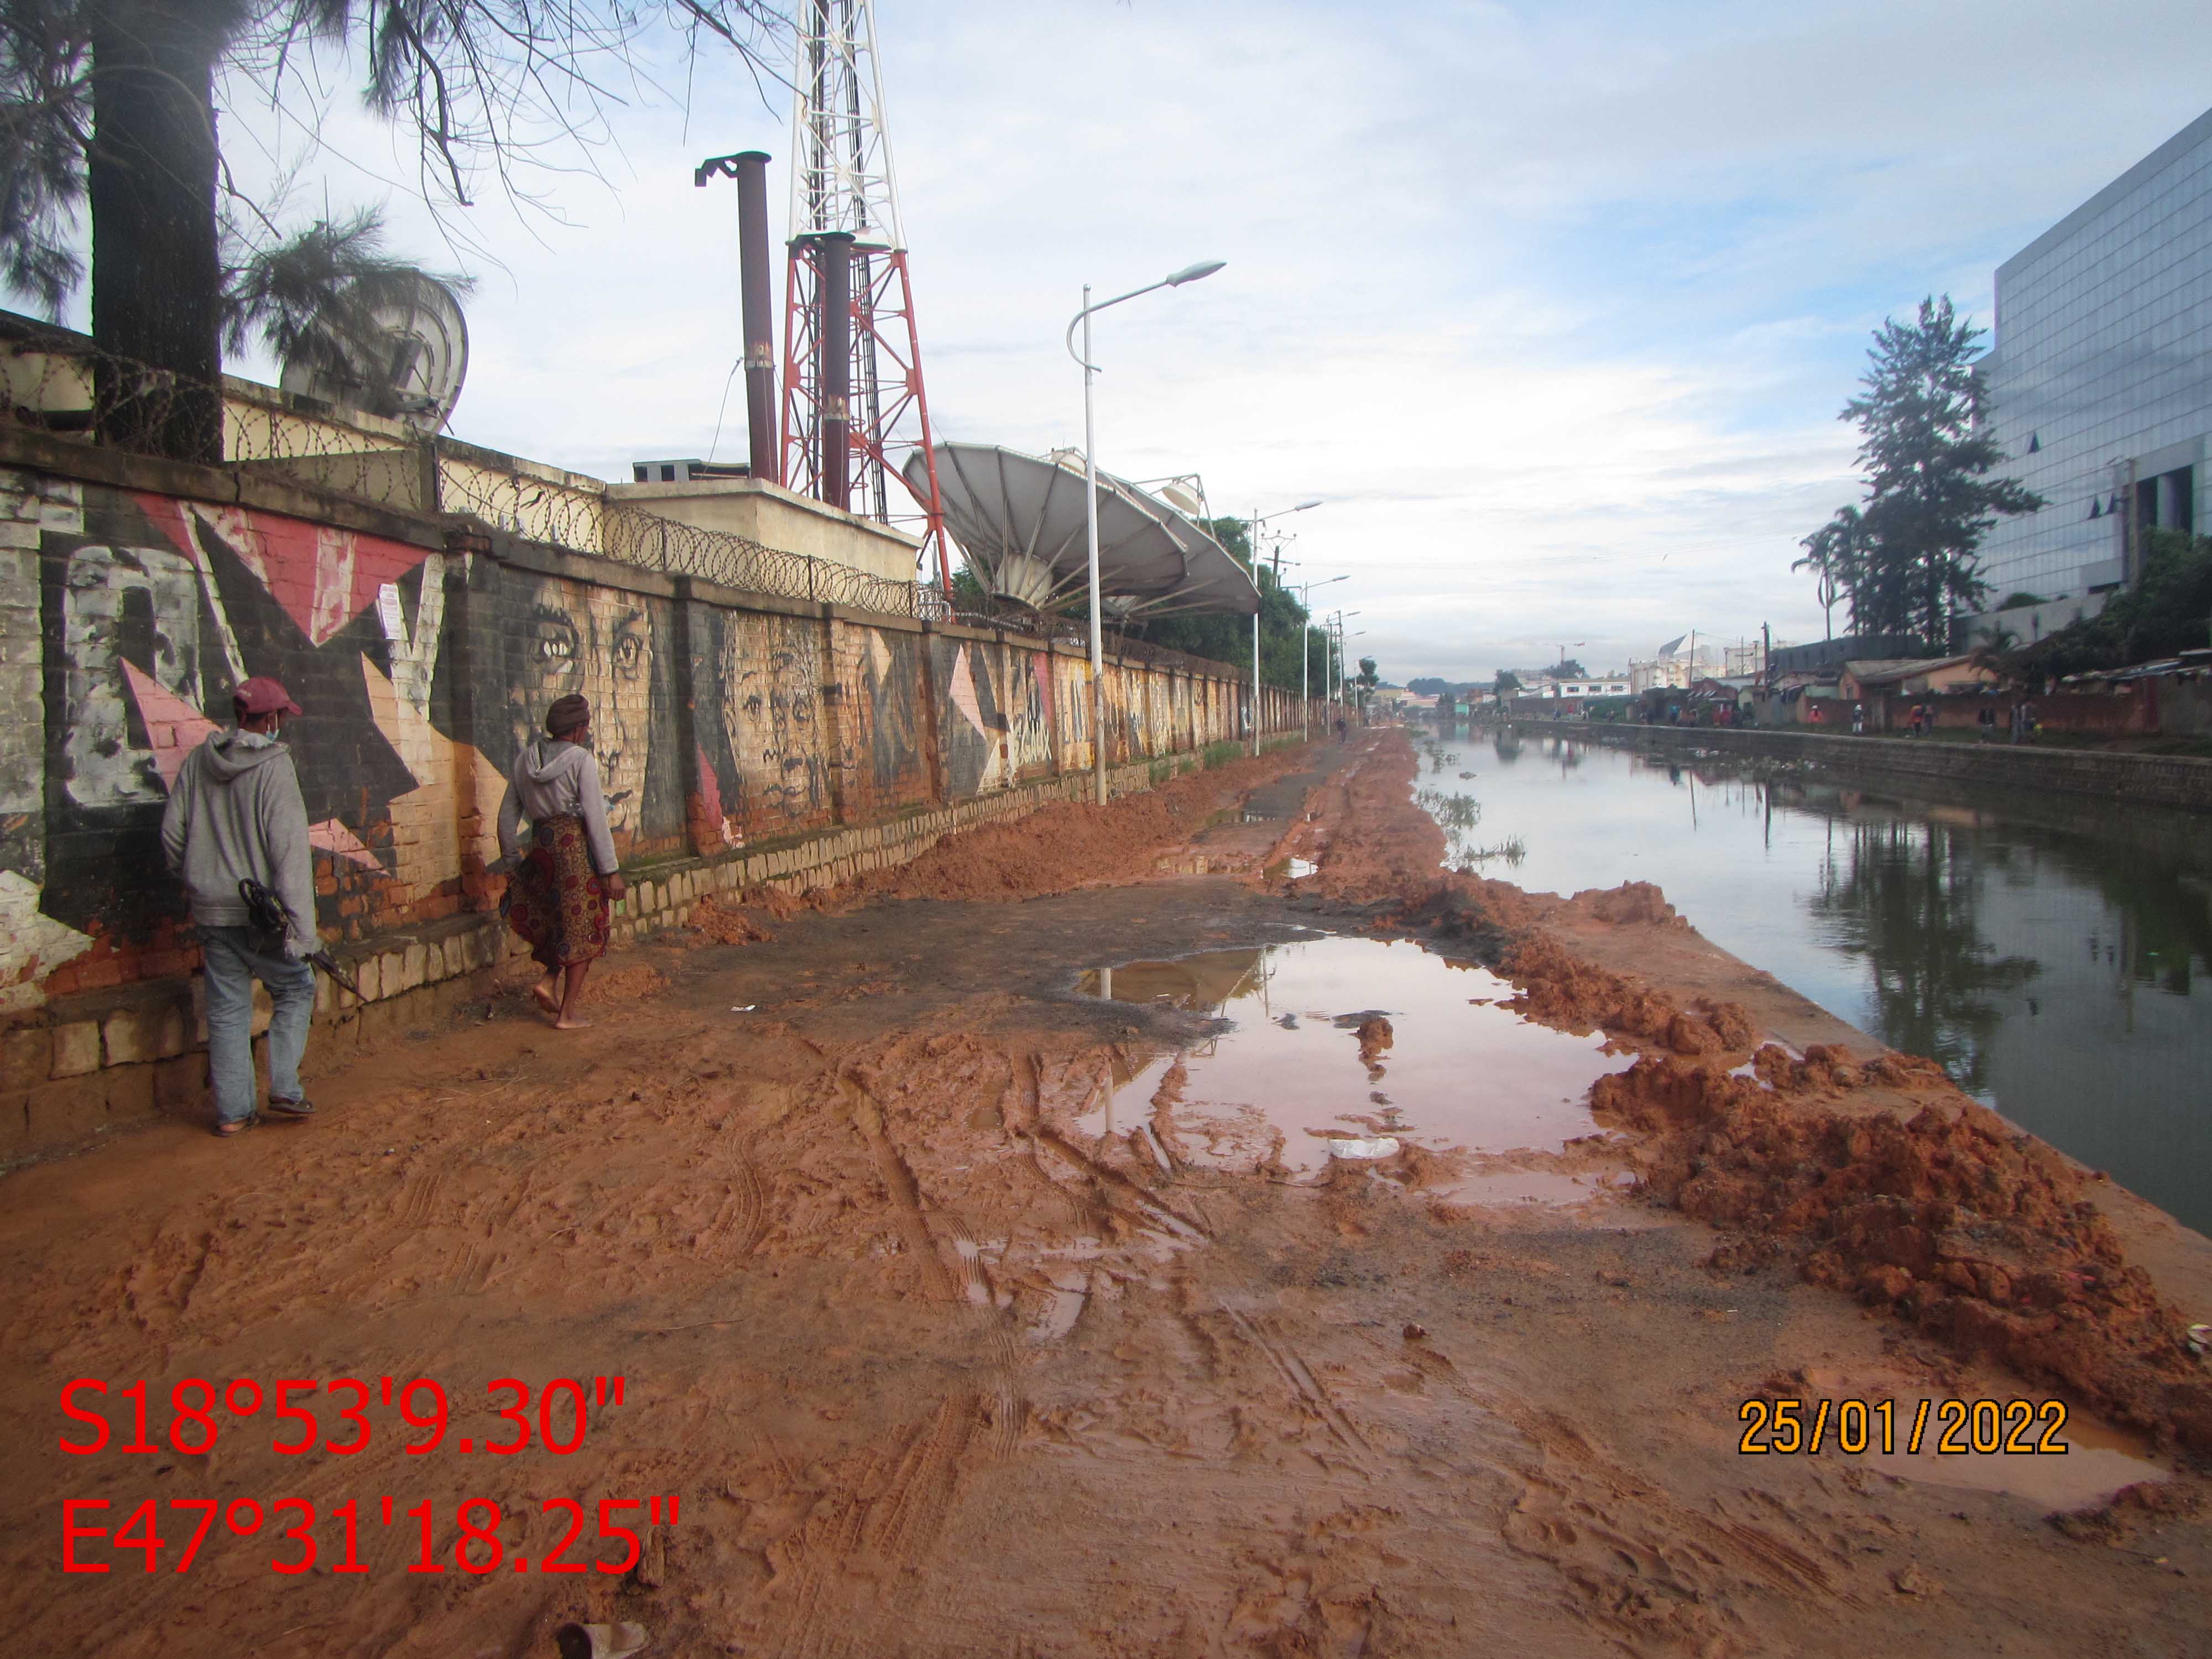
[1976,105,2212,606]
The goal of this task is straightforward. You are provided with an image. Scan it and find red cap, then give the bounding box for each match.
[233,676,302,717]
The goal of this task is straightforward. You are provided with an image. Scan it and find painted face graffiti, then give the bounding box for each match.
[729,620,826,821]
[507,579,654,842]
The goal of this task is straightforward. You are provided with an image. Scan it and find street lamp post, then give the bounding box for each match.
[1297,573,1348,738]
[1329,611,1360,731]
[1241,500,1322,755]
[1066,260,1225,805]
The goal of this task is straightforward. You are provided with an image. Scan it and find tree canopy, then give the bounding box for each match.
[1801,297,2043,644]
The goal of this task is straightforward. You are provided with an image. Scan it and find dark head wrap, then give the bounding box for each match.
[546,694,591,739]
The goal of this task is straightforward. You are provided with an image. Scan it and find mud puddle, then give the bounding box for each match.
[1077,936,1632,1193]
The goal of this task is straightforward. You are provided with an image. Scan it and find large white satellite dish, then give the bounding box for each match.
[278,276,469,433]
[909,442,1256,619]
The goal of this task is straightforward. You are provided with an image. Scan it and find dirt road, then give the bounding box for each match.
[4,730,2207,1657]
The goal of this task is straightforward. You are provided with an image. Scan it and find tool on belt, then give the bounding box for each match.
[237,878,365,1000]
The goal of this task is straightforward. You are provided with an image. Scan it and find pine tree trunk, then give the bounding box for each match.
[87,1,226,463]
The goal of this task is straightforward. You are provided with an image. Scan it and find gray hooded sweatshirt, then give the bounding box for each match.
[159,729,316,953]
[497,738,619,875]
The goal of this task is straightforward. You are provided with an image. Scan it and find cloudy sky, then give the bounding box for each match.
[124,2,2212,680]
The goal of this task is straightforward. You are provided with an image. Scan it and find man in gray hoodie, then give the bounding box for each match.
[160,676,320,1137]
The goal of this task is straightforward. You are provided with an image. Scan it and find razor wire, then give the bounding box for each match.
[1,326,951,622]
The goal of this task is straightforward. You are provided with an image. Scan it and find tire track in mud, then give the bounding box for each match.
[749,1064,1031,1658]
[1215,1305,1376,1474]
[722,1133,769,1258]
[1012,1055,1212,1247]
[841,1062,1025,1452]
[1371,1326,1854,1653]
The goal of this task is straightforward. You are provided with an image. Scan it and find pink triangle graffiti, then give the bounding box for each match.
[121,661,383,870]
[307,820,384,870]
[121,660,220,791]
[134,493,436,647]
[948,643,988,737]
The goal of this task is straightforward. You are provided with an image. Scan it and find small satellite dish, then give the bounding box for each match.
[279,276,469,433]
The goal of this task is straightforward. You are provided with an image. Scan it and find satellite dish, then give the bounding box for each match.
[279,276,469,433]
[910,442,1256,620]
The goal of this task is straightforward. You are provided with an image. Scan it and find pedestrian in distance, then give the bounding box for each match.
[159,676,320,1138]
[1851,702,1865,735]
[1978,703,1996,742]
[498,694,629,1029]
[1908,703,1924,739]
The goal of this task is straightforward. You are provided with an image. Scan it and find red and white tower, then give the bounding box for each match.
[780,0,950,587]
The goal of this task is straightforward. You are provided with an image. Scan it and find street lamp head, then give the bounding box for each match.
[1165,260,1227,286]
[1292,499,1322,512]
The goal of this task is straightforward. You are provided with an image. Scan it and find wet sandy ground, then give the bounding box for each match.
[4,732,2209,1657]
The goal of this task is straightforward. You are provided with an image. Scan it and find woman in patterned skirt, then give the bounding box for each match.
[497,694,628,1028]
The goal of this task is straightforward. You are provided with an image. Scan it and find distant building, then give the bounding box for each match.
[1527,670,1630,700]
[1975,105,2212,609]
[1837,656,2002,702]
[1629,635,1720,692]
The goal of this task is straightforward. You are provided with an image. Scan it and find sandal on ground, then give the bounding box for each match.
[212,1113,259,1138]
[265,1098,316,1120]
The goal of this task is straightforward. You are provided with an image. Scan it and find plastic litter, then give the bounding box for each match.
[729,1005,758,1013]
[555,1624,650,1659]
[1325,1135,1401,1160]
[2187,1323,2211,1357]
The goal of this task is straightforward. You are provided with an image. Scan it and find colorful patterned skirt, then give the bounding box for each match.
[502,813,610,972]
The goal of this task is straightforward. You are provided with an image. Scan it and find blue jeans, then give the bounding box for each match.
[200,927,316,1124]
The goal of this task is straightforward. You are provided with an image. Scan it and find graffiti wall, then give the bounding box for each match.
[931,633,1009,799]
[835,619,932,821]
[0,460,1316,1014]
[693,606,838,848]
[1006,648,1056,780]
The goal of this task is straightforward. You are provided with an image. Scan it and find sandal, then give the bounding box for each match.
[212,1113,259,1138]
[266,1097,316,1121]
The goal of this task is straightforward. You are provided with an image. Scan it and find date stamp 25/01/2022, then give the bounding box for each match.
[1739,1397,2070,1457]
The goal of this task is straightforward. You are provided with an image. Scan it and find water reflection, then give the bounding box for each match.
[1808,818,2039,1091]
[1079,937,1629,1193]
[1415,723,2212,1233]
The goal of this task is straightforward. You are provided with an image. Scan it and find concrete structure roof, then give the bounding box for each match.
[1841,655,1980,687]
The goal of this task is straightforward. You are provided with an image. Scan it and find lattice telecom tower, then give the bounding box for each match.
[780,0,949,587]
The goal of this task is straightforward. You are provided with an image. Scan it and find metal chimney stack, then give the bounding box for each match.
[732,151,779,485]
[814,231,855,512]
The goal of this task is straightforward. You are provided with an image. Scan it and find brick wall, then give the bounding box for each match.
[0,449,1329,1162]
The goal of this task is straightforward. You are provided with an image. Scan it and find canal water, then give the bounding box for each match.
[1413,724,2212,1236]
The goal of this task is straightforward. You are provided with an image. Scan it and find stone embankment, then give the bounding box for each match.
[1504,719,2212,813]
